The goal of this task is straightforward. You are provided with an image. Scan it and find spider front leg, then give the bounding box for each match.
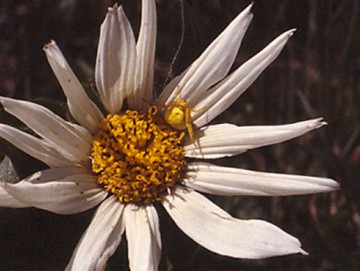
[185,106,195,143]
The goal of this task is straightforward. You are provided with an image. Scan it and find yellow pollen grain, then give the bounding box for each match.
[91,106,186,206]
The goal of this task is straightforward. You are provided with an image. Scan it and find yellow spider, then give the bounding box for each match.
[164,99,195,143]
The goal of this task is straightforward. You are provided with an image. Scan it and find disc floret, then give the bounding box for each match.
[91,106,186,205]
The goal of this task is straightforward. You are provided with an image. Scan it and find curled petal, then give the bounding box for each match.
[0,186,29,208]
[0,124,73,167]
[163,187,307,259]
[0,97,92,163]
[158,4,253,105]
[193,29,295,127]
[95,4,137,113]
[66,196,125,271]
[43,40,104,134]
[124,204,161,271]
[185,118,326,159]
[128,0,157,111]
[2,167,107,214]
[184,163,339,196]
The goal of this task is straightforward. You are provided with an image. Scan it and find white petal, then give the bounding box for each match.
[194,29,295,127]
[163,187,307,259]
[43,40,104,134]
[0,124,73,167]
[124,204,161,271]
[2,167,107,214]
[0,186,29,208]
[185,118,326,159]
[128,0,157,110]
[157,4,253,106]
[66,196,125,271]
[0,97,92,163]
[95,4,137,113]
[184,163,339,196]
[156,68,188,105]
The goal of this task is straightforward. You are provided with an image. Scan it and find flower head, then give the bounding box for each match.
[0,1,338,270]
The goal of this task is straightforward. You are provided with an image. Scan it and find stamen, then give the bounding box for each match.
[91,106,186,206]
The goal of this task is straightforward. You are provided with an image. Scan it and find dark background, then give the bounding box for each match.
[0,0,359,270]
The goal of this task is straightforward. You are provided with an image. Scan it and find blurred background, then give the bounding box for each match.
[0,0,359,270]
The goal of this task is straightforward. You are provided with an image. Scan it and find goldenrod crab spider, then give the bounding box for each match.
[164,99,195,143]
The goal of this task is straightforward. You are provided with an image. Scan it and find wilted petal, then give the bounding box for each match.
[0,186,29,208]
[95,4,137,113]
[0,97,92,163]
[0,124,73,167]
[185,118,326,159]
[157,4,253,105]
[66,196,125,271]
[128,0,157,111]
[2,167,107,214]
[43,40,104,134]
[184,163,339,196]
[163,187,307,259]
[194,29,295,127]
[124,204,161,271]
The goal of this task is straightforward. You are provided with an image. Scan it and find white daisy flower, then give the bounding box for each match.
[0,1,339,270]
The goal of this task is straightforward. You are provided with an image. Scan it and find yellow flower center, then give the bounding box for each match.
[91,106,186,206]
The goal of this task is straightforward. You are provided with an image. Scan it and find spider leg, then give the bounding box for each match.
[185,107,194,143]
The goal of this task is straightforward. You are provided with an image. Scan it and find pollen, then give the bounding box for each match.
[91,106,186,206]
